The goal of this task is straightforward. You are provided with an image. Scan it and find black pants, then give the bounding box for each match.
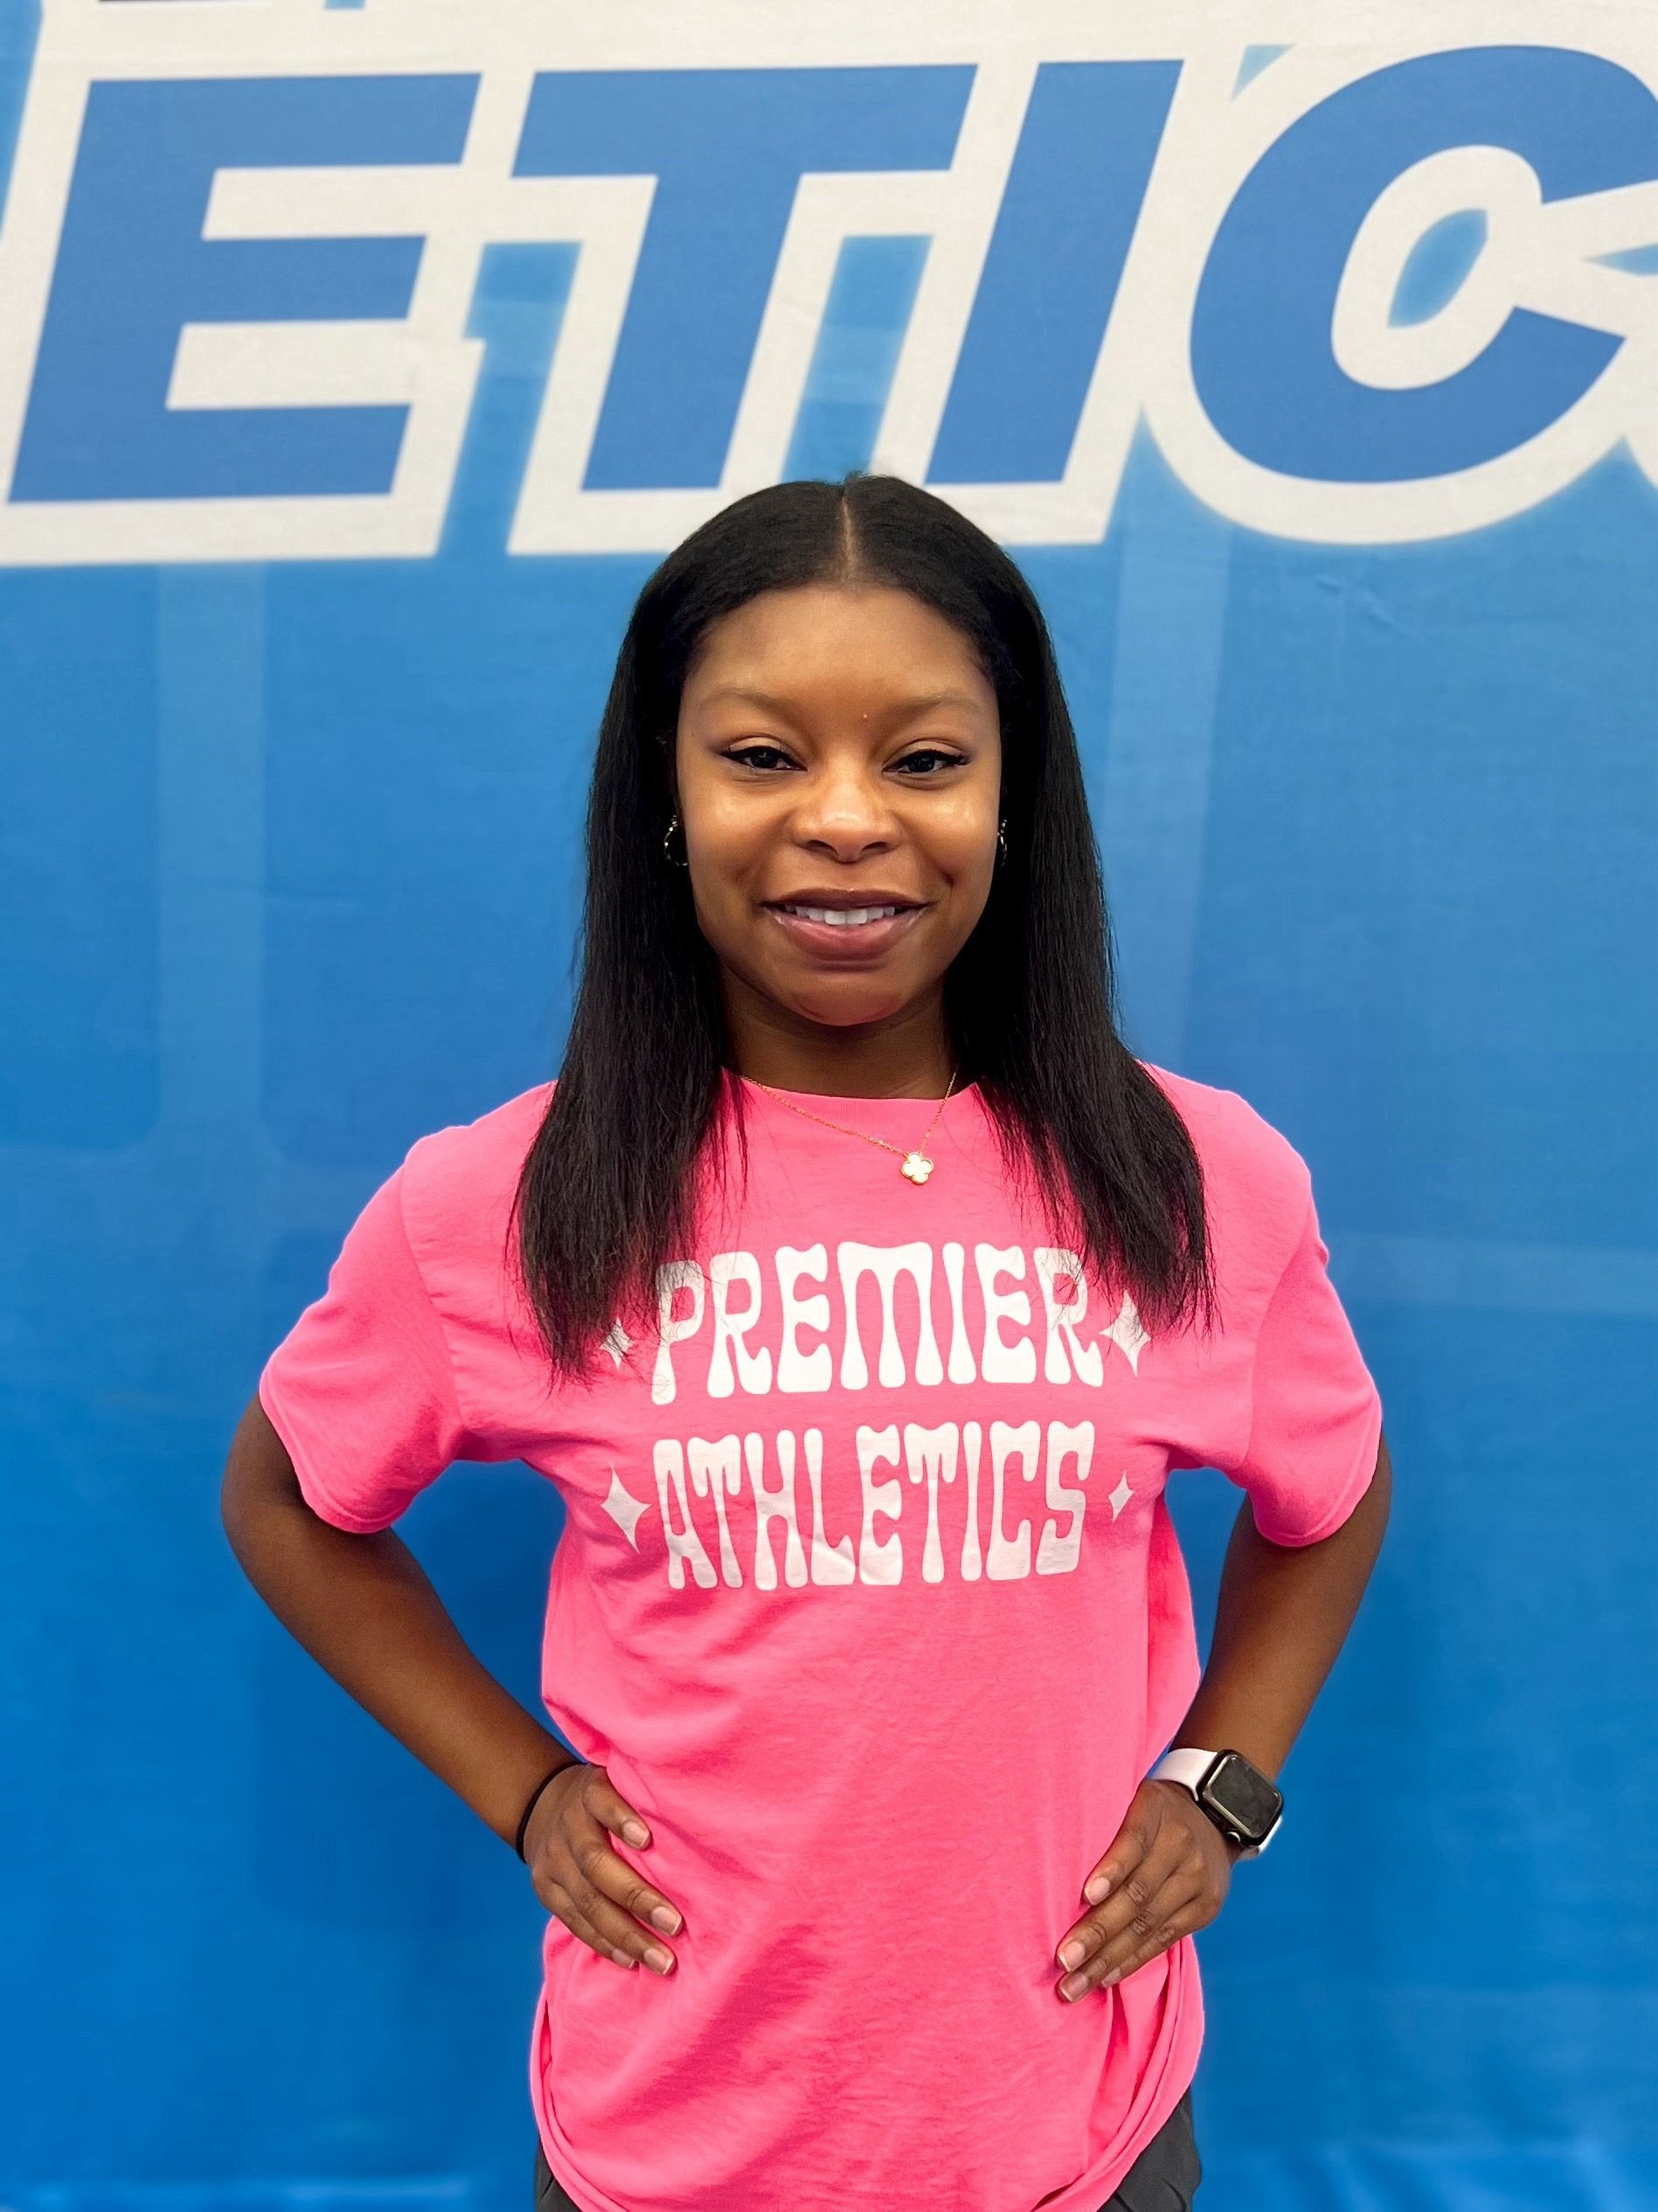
[532,2086,1201,2210]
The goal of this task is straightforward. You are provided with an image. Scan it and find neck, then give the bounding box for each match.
[720,974,956,1099]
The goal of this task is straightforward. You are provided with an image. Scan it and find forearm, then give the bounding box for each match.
[1172,1431,1391,1780]
[223,1426,575,1848]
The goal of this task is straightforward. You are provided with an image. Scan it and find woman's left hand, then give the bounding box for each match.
[1053,1779,1240,2002]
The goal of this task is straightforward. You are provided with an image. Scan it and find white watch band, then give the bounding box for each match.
[1148,1747,1222,1794]
[1147,1746,1281,1856]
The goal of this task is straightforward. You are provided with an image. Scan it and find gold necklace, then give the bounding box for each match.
[752,1069,961,1184]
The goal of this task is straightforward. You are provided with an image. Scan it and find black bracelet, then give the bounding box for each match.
[515,1758,582,1862]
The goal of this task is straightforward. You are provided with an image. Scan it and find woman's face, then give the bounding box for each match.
[674,583,1003,1037]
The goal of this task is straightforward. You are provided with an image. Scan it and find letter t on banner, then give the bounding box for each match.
[511,66,972,490]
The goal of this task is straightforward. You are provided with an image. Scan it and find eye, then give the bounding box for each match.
[725,742,798,773]
[894,747,971,775]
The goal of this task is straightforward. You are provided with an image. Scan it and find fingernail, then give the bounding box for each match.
[1060,1973,1087,2001]
[643,1945,674,1974]
[1101,1966,1121,1986]
[1058,1939,1086,1971]
[623,1821,649,1845]
[650,1905,681,1934]
[1084,1876,1110,1904]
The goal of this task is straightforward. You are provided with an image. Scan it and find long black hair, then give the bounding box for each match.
[509,472,1217,1388]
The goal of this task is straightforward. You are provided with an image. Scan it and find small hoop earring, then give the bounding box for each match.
[663,811,690,868]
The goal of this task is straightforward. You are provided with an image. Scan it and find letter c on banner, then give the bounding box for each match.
[1191,46,1658,484]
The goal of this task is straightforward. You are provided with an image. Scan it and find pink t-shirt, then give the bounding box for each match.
[258,1063,1383,2212]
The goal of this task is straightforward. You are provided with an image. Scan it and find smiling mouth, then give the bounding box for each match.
[770,902,912,929]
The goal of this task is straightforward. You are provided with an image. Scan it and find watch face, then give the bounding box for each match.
[1201,1752,1283,1841]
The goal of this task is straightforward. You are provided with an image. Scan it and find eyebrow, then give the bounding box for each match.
[696,685,983,718]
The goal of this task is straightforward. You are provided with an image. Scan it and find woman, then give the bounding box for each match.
[223,471,1390,2212]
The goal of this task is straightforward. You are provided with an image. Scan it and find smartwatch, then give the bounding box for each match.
[1147,1746,1284,1857]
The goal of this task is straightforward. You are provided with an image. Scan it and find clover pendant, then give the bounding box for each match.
[900,1151,935,1184]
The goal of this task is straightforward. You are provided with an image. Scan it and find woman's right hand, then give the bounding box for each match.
[522,1762,683,1976]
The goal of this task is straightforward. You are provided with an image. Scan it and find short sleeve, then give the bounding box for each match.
[1222,1183,1384,1547]
[258,1165,475,1534]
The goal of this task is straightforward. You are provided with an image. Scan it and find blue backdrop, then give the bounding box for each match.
[2,7,1654,2209]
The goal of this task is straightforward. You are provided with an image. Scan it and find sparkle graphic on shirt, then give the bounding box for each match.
[1100,1294,1150,1372]
[1107,1473,1134,1519]
[602,1318,635,1367]
[601,1463,650,1547]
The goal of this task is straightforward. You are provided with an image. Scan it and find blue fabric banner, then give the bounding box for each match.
[1,7,1652,2207]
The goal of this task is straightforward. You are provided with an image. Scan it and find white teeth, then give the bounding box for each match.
[782,905,901,927]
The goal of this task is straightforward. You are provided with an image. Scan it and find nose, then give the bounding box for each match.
[788,752,898,861]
